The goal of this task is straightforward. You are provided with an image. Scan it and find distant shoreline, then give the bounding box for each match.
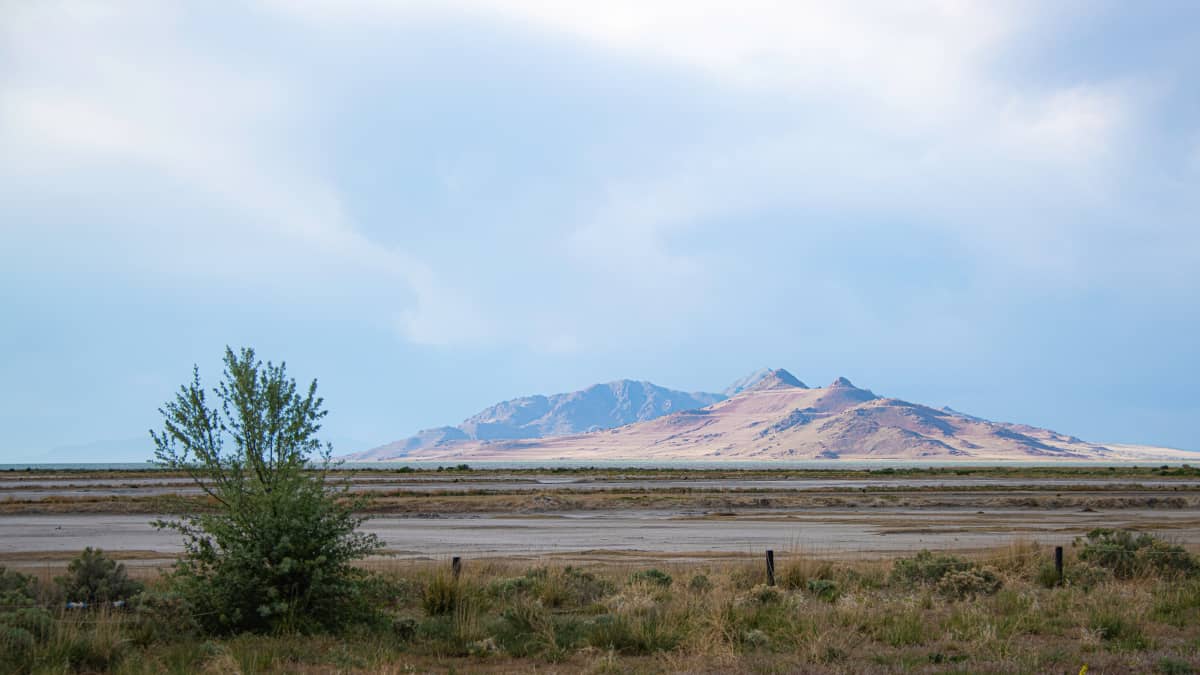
[1,458,1197,472]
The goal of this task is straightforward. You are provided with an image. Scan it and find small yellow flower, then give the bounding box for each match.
[1079,666,1088,675]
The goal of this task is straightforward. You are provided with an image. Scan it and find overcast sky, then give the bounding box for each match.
[2,1,1198,461]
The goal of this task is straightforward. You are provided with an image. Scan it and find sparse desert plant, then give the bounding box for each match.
[936,567,1002,600]
[1077,529,1198,579]
[743,583,782,605]
[630,568,673,588]
[807,578,841,603]
[890,550,975,587]
[55,547,143,604]
[687,574,713,593]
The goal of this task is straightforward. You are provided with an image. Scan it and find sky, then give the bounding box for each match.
[2,1,1198,462]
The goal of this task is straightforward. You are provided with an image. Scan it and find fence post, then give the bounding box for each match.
[766,550,776,586]
[1054,546,1063,585]
[452,556,462,580]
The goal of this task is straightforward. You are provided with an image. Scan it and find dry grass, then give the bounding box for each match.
[7,543,1195,673]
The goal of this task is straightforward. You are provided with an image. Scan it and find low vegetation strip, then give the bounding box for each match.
[3,486,1197,515]
[3,531,1199,673]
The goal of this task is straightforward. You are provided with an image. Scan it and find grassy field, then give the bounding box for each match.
[4,467,1200,672]
[5,538,1200,674]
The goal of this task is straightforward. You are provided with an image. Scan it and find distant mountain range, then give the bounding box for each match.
[350,379,725,460]
[346,369,1194,462]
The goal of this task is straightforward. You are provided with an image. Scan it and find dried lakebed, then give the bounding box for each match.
[4,469,1200,570]
[4,506,1200,571]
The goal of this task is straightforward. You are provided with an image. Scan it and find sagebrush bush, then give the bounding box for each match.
[1078,529,1198,579]
[936,568,1002,600]
[55,547,143,604]
[630,569,673,588]
[890,550,974,587]
[807,578,841,603]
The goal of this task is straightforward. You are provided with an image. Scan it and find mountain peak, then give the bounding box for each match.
[743,368,808,392]
[829,376,856,388]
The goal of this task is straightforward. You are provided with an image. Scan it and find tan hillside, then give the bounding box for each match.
[359,370,1195,462]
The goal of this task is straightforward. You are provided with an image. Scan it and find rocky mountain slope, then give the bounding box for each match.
[351,379,724,460]
[350,369,1195,462]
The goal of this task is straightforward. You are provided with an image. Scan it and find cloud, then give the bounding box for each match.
[4,0,1197,358]
[0,1,490,345]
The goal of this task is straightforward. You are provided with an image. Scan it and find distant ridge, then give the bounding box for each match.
[348,368,1197,463]
[351,379,724,460]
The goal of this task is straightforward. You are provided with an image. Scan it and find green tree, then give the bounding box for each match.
[151,347,382,634]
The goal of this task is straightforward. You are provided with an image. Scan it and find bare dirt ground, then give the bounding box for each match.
[4,468,1200,574]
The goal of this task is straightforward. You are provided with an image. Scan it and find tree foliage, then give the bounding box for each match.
[151,347,383,634]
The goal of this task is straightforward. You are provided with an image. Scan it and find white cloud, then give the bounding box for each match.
[0,1,491,345]
[4,0,1195,356]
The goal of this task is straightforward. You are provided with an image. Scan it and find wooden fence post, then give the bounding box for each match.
[452,556,462,580]
[766,550,776,586]
[1054,546,1064,585]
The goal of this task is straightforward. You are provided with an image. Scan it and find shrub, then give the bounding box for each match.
[745,584,782,605]
[0,566,53,671]
[1077,529,1198,579]
[936,568,1002,600]
[151,347,384,634]
[1066,561,1112,590]
[540,567,611,608]
[56,547,143,604]
[807,579,841,603]
[127,590,199,645]
[890,550,974,587]
[687,574,713,593]
[630,569,673,588]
